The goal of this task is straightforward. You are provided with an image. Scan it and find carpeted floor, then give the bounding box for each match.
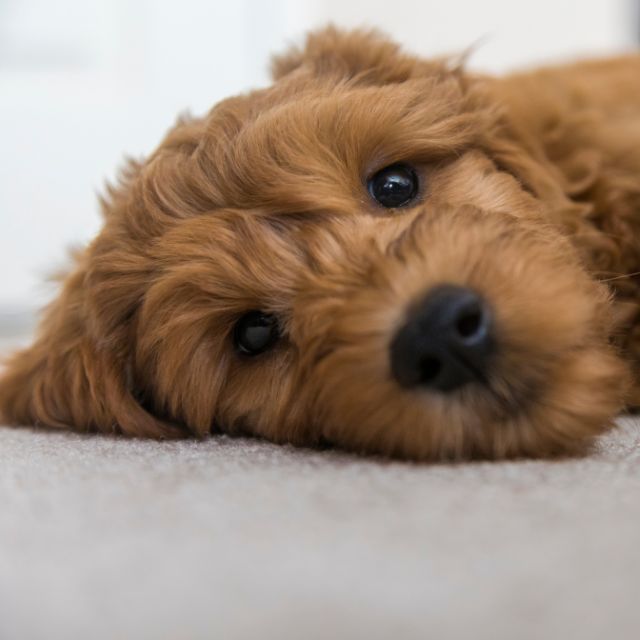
[1,417,640,640]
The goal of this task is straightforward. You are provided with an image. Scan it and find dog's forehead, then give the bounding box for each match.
[208,75,469,155]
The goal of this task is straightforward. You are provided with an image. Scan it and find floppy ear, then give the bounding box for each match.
[0,110,213,438]
[0,159,189,439]
[271,25,428,84]
[0,255,182,438]
[482,80,640,371]
[482,82,631,273]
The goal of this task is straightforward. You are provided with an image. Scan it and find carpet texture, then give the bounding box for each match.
[1,419,640,640]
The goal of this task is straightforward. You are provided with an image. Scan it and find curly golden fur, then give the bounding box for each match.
[1,27,639,460]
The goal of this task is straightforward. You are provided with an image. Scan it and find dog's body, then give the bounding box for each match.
[2,28,640,460]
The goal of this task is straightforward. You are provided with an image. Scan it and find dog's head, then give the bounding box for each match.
[0,28,629,459]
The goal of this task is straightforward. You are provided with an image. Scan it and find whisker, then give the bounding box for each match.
[598,271,640,283]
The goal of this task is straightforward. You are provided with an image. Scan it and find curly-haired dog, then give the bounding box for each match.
[1,28,639,460]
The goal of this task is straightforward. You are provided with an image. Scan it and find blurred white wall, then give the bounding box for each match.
[0,0,637,317]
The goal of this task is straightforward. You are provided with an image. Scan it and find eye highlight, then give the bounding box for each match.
[367,163,419,209]
[234,311,280,356]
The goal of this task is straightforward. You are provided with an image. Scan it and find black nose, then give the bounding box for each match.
[390,285,494,392]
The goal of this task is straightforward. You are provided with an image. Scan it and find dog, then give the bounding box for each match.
[1,27,639,461]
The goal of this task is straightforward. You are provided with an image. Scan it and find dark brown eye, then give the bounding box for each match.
[368,163,419,208]
[234,311,280,356]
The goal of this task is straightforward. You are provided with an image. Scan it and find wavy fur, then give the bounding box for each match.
[1,27,638,460]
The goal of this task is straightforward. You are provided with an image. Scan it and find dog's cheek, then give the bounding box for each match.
[210,352,309,443]
[511,346,630,456]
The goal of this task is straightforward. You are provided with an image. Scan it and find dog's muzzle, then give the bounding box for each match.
[390,285,494,392]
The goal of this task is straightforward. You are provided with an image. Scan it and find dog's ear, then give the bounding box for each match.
[0,235,183,440]
[484,106,634,286]
[0,264,181,438]
[271,25,424,84]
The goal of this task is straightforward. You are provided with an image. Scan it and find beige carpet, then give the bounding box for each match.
[1,418,640,640]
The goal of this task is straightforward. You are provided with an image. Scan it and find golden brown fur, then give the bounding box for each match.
[2,27,639,460]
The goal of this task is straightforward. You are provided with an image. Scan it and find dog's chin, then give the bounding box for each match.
[306,342,629,461]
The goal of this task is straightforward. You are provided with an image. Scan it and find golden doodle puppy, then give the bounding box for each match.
[2,28,639,460]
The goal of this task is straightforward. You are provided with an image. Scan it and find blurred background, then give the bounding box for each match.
[0,0,639,338]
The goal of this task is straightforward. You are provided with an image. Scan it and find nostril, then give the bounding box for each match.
[455,307,483,339]
[419,356,442,383]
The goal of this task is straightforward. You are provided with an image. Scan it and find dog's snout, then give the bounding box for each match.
[390,285,494,392]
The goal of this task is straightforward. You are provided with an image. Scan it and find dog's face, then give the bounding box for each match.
[2,28,630,459]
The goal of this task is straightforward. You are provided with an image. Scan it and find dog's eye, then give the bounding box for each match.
[367,163,419,208]
[234,311,280,356]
